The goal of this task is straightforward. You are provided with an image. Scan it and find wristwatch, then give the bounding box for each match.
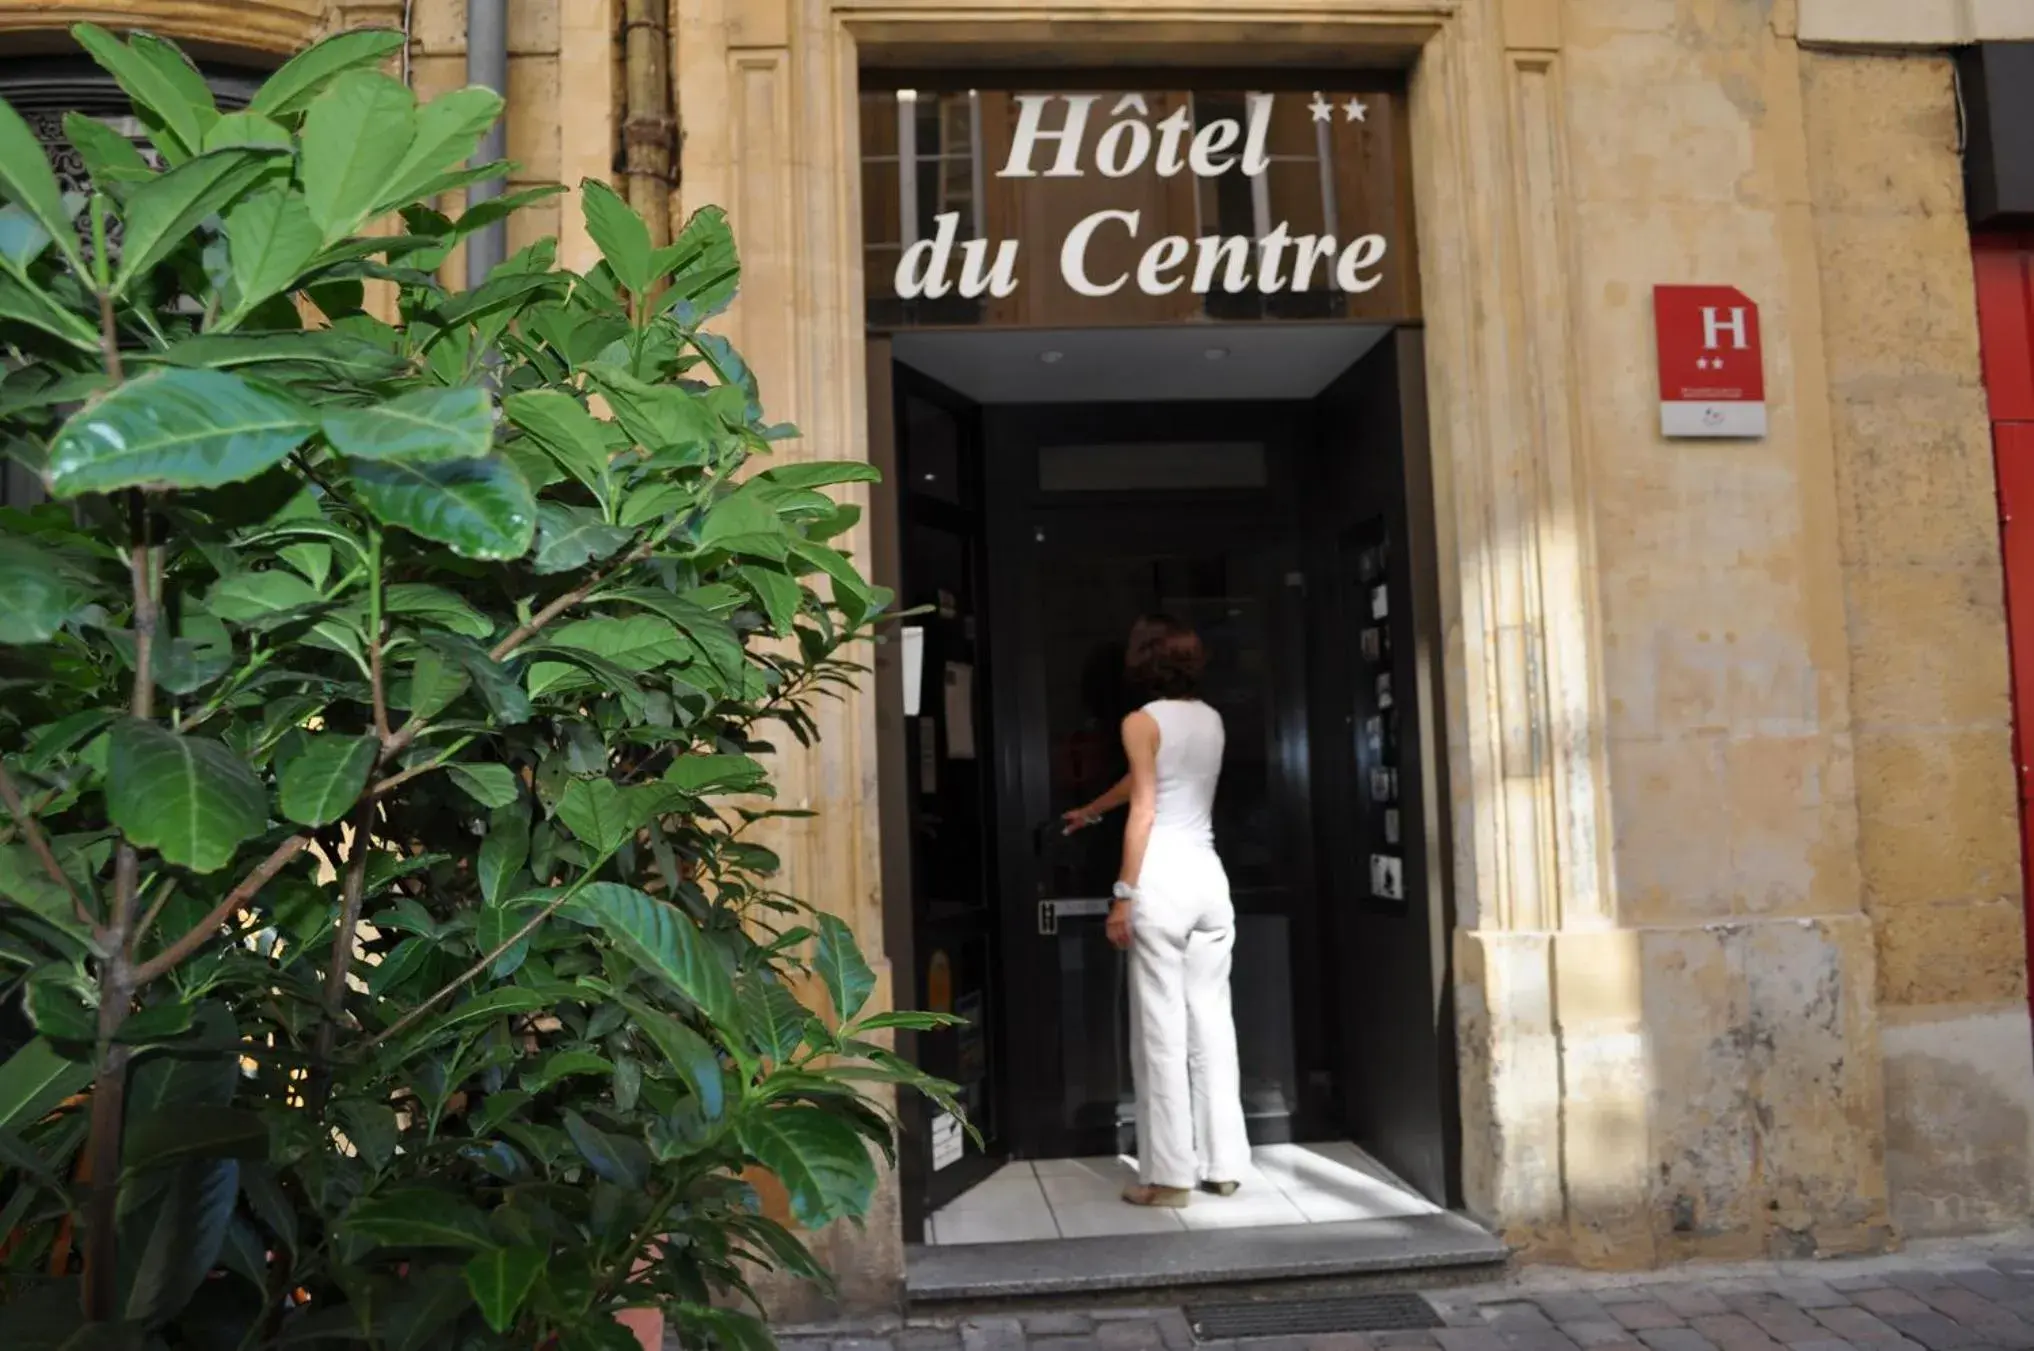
[1111,882,1138,903]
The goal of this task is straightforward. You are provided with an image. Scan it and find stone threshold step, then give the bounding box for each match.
[905,1211,1511,1310]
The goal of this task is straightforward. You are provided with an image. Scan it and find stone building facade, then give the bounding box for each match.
[4,0,2034,1319]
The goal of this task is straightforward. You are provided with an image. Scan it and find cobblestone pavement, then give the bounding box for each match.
[776,1236,2034,1351]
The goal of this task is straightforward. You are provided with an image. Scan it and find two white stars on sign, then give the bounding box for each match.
[1308,93,1368,124]
[1695,356,1727,371]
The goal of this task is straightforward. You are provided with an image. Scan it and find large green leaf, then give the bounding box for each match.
[384,582,493,640]
[571,883,736,1027]
[378,86,505,214]
[342,1188,495,1249]
[0,273,104,350]
[99,609,234,696]
[446,763,519,809]
[464,1246,545,1334]
[47,367,313,497]
[0,841,90,943]
[122,1157,238,1324]
[62,111,155,197]
[580,179,653,296]
[324,386,494,464]
[73,24,214,160]
[532,502,631,576]
[477,811,528,906]
[114,145,279,292]
[738,972,811,1061]
[697,486,781,552]
[0,537,89,644]
[556,778,668,853]
[404,988,549,1048]
[206,568,321,625]
[301,68,417,244]
[788,537,881,625]
[249,28,407,119]
[474,899,538,979]
[563,1109,648,1189]
[0,99,81,271]
[107,720,267,874]
[501,389,613,500]
[758,461,883,491]
[584,365,714,457]
[201,111,290,153]
[0,203,50,276]
[383,1265,471,1351]
[349,453,536,560]
[421,634,531,725]
[738,564,801,636]
[737,1106,878,1229]
[617,997,724,1120]
[277,732,376,827]
[223,189,323,321]
[601,590,746,682]
[545,614,685,672]
[813,913,877,1022]
[664,753,768,797]
[656,204,740,323]
[0,1038,91,1132]
[121,1104,267,1173]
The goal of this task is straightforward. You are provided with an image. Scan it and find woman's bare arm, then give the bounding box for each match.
[1108,711,1161,949]
[1065,773,1132,830]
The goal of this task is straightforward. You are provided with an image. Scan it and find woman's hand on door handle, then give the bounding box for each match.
[1106,899,1134,950]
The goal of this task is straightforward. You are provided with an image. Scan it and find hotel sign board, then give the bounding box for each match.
[897,93,1388,303]
[1654,284,1767,439]
[859,86,1418,328]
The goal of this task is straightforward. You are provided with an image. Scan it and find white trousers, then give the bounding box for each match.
[1127,845,1252,1189]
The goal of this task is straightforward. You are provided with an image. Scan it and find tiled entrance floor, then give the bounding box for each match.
[925,1140,1440,1246]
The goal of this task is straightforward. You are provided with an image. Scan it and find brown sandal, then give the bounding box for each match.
[1201,1180,1241,1197]
[1122,1184,1192,1208]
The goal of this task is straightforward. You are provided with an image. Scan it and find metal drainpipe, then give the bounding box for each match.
[465,0,509,288]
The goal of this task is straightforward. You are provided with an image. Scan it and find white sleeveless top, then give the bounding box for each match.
[1142,699,1224,850]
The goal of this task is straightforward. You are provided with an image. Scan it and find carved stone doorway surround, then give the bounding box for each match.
[678,0,1610,1296]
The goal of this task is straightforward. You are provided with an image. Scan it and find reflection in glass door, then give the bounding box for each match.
[1017,519,1306,1158]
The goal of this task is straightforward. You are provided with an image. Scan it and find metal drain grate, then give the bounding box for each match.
[1186,1292,1445,1340]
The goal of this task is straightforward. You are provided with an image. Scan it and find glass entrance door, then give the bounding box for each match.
[982,405,1324,1163]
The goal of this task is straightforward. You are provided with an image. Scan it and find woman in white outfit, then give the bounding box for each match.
[1063,615,1252,1208]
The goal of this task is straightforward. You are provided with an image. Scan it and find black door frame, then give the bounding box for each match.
[885,361,1012,1242]
[875,321,1465,1229]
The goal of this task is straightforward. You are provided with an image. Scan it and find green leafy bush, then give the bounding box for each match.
[0,25,958,1350]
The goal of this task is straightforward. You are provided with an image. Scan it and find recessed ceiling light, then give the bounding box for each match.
[1039,350,1064,364]
[1204,347,1229,361]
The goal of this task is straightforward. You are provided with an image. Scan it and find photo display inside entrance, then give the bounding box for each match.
[1352,517,1407,913]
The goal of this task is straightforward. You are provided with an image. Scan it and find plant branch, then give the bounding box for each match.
[366,843,620,1049]
[364,735,476,799]
[309,799,376,1112]
[490,540,653,665]
[367,527,391,747]
[131,876,178,953]
[85,477,151,1322]
[129,834,311,986]
[0,759,94,932]
[380,540,654,763]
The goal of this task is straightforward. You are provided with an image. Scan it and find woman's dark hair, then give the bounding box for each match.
[1125,614,1205,699]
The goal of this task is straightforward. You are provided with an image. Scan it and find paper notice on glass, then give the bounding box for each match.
[944,663,976,759]
[902,625,925,717]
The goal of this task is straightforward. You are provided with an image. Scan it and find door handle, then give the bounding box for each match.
[1038,897,1112,936]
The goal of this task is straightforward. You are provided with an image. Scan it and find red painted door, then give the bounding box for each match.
[1975,234,2034,1018]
